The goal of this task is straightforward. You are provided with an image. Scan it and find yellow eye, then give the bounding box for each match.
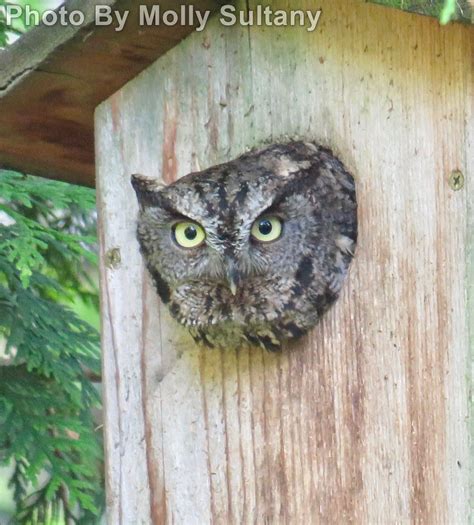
[173,222,206,248]
[250,216,283,243]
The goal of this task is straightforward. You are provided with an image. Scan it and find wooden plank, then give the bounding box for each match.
[0,0,222,186]
[96,0,473,522]
[368,0,473,23]
[466,29,474,525]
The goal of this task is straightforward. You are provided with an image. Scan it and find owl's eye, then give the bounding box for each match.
[250,216,283,243]
[173,222,206,248]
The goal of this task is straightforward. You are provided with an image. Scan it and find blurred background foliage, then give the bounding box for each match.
[0,1,103,523]
[0,0,62,46]
[366,0,471,24]
[0,170,103,525]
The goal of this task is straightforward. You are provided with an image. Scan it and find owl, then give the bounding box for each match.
[131,141,357,351]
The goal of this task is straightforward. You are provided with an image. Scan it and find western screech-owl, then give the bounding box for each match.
[132,141,357,351]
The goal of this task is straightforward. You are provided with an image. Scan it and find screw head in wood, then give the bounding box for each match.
[448,170,464,191]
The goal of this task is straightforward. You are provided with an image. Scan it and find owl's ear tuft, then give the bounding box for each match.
[131,174,165,207]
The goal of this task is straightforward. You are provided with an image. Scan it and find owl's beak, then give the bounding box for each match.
[225,258,240,296]
[229,280,237,296]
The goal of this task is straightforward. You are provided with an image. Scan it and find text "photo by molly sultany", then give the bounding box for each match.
[1,4,323,33]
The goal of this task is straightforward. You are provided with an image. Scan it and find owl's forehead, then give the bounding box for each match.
[157,142,322,226]
[166,162,283,225]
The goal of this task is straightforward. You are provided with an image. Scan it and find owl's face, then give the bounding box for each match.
[132,141,357,351]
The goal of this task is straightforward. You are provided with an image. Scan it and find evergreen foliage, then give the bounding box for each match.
[0,0,25,47]
[0,170,103,524]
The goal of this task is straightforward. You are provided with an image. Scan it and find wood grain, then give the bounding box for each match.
[96,1,473,522]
